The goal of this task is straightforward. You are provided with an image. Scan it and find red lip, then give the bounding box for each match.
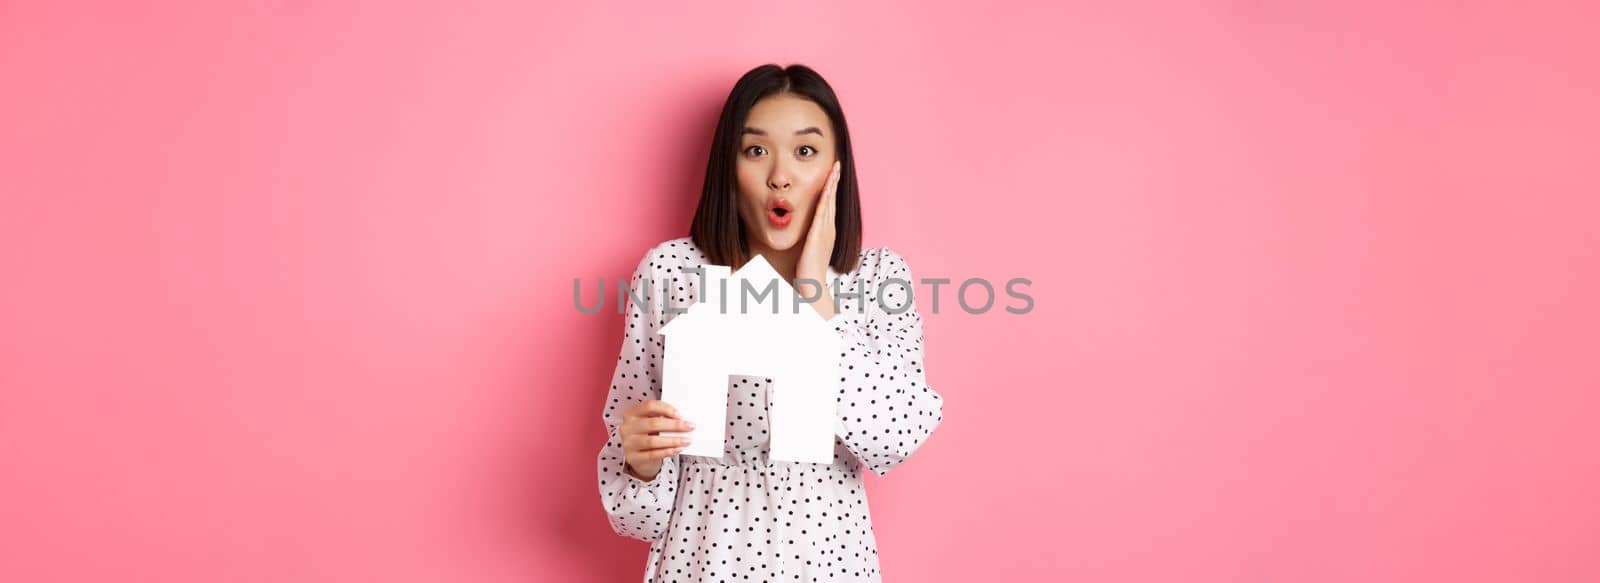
[767,198,793,229]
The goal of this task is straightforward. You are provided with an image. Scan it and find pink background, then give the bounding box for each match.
[3,1,1597,581]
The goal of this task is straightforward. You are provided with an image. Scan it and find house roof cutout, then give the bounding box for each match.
[659,253,839,336]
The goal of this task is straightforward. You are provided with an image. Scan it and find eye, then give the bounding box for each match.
[796,145,817,158]
[744,145,766,157]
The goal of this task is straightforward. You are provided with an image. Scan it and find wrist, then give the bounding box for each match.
[805,286,837,319]
[626,461,659,482]
[793,273,835,319]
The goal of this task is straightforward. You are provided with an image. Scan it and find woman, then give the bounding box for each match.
[596,63,945,582]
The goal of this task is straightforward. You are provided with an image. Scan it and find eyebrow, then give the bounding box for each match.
[741,126,825,137]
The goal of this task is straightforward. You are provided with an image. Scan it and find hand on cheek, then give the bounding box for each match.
[795,160,841,319]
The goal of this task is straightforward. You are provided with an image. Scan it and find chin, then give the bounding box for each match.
[761,233,800,251]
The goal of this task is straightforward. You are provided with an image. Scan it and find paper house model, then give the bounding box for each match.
[657,255,843,464]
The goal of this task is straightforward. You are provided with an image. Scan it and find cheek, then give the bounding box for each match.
[735,190,765,224]
[804,170,832,195]
[791,194,818,217]
[735,169,765,203]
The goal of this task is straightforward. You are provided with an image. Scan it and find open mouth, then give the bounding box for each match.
[767,198,794,228]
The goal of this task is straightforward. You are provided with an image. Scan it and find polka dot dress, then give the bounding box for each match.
[596,236,945,582]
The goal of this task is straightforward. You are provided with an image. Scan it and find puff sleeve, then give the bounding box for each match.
[830,248,946,476]
[595,247,681,541]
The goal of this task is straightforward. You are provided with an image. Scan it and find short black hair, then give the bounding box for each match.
[690,63,863,273]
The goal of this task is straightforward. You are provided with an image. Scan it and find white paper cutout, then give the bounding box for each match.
[657,255,843,464]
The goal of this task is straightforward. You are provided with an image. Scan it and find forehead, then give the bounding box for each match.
[743,95,830,134]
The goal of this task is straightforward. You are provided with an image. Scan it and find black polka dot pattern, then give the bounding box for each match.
[596,236,945,582]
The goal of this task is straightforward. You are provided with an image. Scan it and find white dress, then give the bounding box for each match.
[596,236,945,582]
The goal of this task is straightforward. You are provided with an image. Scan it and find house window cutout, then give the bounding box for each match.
[658,255,843,464]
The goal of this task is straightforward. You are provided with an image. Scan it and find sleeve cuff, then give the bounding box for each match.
[830,315,870,345]
[622,453,679,501]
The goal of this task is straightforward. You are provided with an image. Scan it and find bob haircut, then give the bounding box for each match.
[690,63,863,274]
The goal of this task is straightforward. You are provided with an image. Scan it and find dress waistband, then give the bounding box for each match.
[681,459,861,502]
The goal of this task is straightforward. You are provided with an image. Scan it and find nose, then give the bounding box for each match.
[767,165,792,191]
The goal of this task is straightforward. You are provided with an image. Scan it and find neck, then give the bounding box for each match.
[745,240,801,283]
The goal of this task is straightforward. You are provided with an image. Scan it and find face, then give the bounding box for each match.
[736,94,838,254]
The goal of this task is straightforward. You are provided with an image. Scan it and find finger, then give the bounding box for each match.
[624,435,688,461]
[808,190,829,236]
[622,432,691,452]
[816,165,838,225]
[816,161,837,202]
[818,192,834,231]
[826,177,837,217]
[825,161,840,203]
[630,446,685,463]
[623,416,693,438]
[624,399,680,421]
[626,415,693,436]
[832,161,841,194]
[643,434,692,450]
[825,161,840,212]
[638,416,696,434]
